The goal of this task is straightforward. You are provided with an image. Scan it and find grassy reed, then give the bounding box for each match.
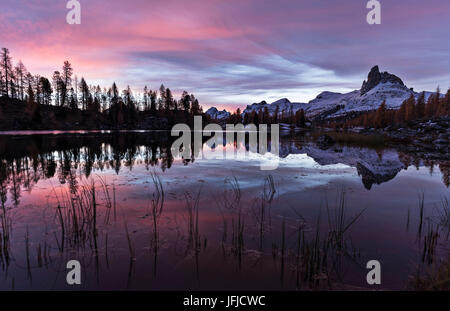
[0,197,11,268]
[421,219,440,265]
[183,189,203,279]
[417,192,425,240]
[149,172,164,250]
[409,193,449,289]
[11,171,447,290]
[284,188,365,289]
[184,190,201,253]
[410,255,450,290]
[51,178,111,252]
[436,197,450,238]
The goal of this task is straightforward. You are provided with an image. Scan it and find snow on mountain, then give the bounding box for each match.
[279,141,406,189]
[307,83,442,119]
[311,82,415,118]
[301,66,426,118]
[206,66,441,121]
[205,107,231,120]
[242,98,308,116]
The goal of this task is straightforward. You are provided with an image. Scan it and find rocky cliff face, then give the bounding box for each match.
[360,65,405,95]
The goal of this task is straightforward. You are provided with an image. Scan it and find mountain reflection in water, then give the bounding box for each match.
[0,131,448,290]
[0,131,448,202]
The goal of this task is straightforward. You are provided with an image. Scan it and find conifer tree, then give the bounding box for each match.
[415,92,425,119]
[375,101,387,128]
[405,95,416,121]
[1,48,13,97]
[295,109,306,127]
[61,61,73,107]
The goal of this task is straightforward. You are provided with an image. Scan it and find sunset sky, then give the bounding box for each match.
[1,0,449,110]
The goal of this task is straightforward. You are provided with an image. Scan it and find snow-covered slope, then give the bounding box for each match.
[279,141,406,189]
[307,82,416,118]
[242,98,308,116]
[206,66,441,121]
[205,107,231,120]
[305,83,442,119]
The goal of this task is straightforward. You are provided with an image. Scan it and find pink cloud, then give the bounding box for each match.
[0,0,449,108]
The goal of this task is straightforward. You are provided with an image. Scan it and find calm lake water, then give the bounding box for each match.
[0,131,448,290]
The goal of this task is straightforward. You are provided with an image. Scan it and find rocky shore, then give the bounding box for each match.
[358,116,449,160]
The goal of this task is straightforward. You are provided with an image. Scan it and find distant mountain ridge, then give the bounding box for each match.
[205,107,231,120]
[205,66,440,121]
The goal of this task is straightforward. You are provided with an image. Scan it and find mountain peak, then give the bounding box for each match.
[360,66,405,95]
[272,98,291,105]
[205,107,230,120]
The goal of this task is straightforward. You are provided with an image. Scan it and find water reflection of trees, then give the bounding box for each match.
[0,133,177,206]
[398,152,449,188]
[0,133,448,207]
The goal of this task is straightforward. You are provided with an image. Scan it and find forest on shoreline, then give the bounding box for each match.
[0,47,205,130]
[1,46,449,131]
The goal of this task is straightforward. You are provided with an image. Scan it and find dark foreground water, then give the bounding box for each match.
[0,131,448,290]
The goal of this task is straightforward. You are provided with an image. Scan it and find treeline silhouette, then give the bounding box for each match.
[223,106,308,127]
[0,132,448,207]
[0,132,182,206]
[329,89,450,129]
[0,47,204,129]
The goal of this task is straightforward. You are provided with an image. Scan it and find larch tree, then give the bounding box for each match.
[440,88,450,116]
[165,88,174,111]
[111,82,119,105]
[405,95,416,122]
[52,71,62,106]
[375,101,387,128]
[79,77,89,110]
[415,92,425,119]
[34,74,41,104]
[190,95,201,115]
[39,77,52,105]
[159,84,166,108]
[61,61,73,107]
[273,106,279,124]
[0,48,13,97]
[15,61,27,100]
[425,87,441,118]
[150,90,157,115]
[74,75,79,109]
[295,109,306,127]
[181,91,190,112]
[263,106,269,124]
[143,86,149,111]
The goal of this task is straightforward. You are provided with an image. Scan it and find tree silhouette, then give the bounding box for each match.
[150,90,157,115]
[61,61,73,107]
[295,109,306,127]
[79,77,89,110]
[375,101,387,128]
[39,77,52,105]
[15,61,27,100]
[415,92,425,119]
[0,48,12,97]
